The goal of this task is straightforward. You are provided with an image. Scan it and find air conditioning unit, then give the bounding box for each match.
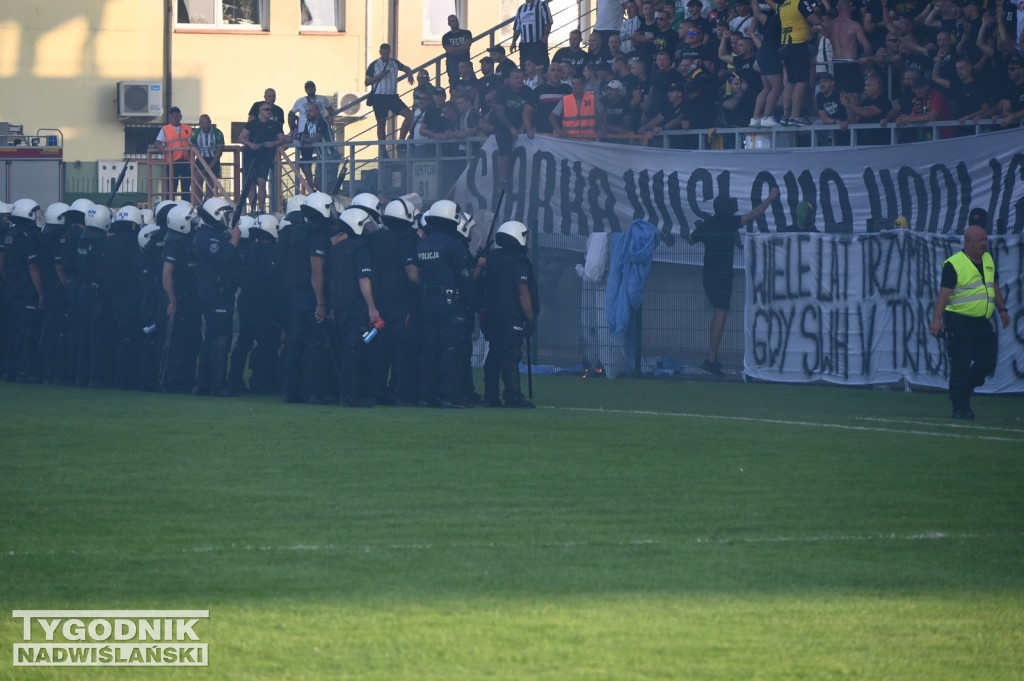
[334,91,367,117]
[117,81,163,118]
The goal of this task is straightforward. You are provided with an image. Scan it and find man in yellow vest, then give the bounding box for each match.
[929,218,1012,419]
[154,106,194,200]
[549,74,605,140]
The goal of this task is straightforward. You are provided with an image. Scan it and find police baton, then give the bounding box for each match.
[328,156,349,197]
[232,162,260,229]
[525,333,533,399]
[158,313,175,388]
[477,189,506,257]
[103,160,132,208]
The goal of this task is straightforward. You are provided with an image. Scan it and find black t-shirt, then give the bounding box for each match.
[651,28,680,59]
[248,101,285,124]
[442,28,473,66]
[692,213,742,275]
[243,119,285,163]
[816,89,847,121]
[495,85,530,127]
[551,46,589,75]
[1002,79,1024,113]
[949,78,990,117]
[602,94,630,128]
[530,82,571,132]
[857,93,891,123]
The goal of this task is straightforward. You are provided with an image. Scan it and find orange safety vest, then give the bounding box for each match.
[161,123,194,161]
[562,93,597,140]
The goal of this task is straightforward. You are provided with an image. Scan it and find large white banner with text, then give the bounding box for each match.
[743,231,1024,392]
[453,130,1024,253]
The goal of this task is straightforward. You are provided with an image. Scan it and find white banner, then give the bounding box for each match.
[743,231,1024,392]
[453,130,1024,253]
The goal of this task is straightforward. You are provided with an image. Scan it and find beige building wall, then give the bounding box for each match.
[0,0,163,164]
[0,0,505,169]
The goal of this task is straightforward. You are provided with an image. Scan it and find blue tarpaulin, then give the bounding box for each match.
[604,219,659,337]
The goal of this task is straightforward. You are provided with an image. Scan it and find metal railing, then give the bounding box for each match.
[332,2,596,145]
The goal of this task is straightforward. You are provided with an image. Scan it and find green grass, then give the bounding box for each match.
[1,377,1022,679]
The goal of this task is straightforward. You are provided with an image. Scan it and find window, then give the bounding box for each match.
[422,0,462,42]
[301,0,345,31]
[177,0,267,29]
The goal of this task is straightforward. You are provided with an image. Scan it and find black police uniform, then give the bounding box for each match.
[39,219,68,383]
[0,217,9,378]
[281,216,331,402]
[416,222,471,406]
[161,231,201,394]
[192,223,239,396]
[138,227,167,392]
[59,218,84,385]
[329,231,374,405]
[454,231,480,402]
[482,238,538,406]
[2,219,44,382]
[229,231,283,394]
[75,224,113,388]
[102,220,143,390]
[366,225,420,404]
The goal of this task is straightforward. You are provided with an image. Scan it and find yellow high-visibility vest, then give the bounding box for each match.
[944,250,995,318]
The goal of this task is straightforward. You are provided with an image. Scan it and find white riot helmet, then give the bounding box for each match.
[428,199,459,223]
[285,195,305,215]
[0,202,11,217]
[138,223,161,250]
[496,220,528,248]
[166,203,196,235]
[12,198,43,226]
[253,213,280,240]
[84,204,111,232]
[199,197,233,230]
[351,192,381,220]
[44,202,71,227]
[154,200,178,228]
[301,191,334,221]
[236,215,257,239]
[456,211,476,240]
[65,198,95,225]
[140,208,155,226]
[114,205,144,229]
[383,197,418,227]
[338,207,374,236]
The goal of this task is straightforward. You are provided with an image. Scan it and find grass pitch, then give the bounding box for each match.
[1,376,1022,680]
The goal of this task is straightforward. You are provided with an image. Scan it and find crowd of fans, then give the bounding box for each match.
[386,0,1024,154]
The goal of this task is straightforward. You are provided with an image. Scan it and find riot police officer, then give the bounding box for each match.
[161,203,201,394]
[415,199,474,408]
[481,220,538,408]
[329,208,379,406]
[282,192,333,404]
[103,205,145,389]
[0,202,12,379]
[229,213,283,394]
[137,200,176,391]
[2,199,45,382]
[192,198,240,396]
[368,197,422,405]
[59,198,93,385]
[76,204,113,388]
[39,202,70,384]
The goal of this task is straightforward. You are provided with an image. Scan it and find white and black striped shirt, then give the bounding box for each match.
[514,1,553,44]
[366,58,409,96]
